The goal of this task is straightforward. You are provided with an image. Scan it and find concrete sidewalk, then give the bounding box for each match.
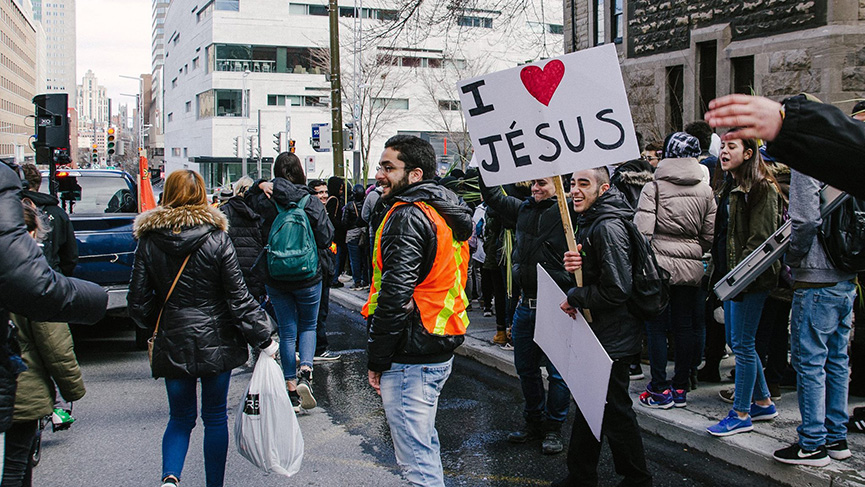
[330,286,865,487]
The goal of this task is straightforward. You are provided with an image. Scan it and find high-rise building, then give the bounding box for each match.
[160,0,564,190]
[147,0,169,164]
[1,0,40,162]
[32,0,76,102]
[77,69,109,124]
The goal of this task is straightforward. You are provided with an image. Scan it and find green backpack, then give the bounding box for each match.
[266,194,318,281]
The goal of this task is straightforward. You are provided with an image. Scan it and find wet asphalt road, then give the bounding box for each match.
[35,303,785,486]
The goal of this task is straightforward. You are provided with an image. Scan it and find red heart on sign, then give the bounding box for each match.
[520,60,565,107]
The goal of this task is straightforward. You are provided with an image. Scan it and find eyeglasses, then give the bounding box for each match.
[376,164,405,174]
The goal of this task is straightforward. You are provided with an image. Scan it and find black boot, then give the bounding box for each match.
[507,421,544,443]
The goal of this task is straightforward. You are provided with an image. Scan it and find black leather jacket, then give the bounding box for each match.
[0,162,106,432]
[480,178,576,298]
[128,204,273,379]
[219,196,265,300]
[21,190,78,276]
[367,181,473,372]
[567,191,642,359]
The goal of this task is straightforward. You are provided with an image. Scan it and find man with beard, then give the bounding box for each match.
[362,135,472,487]
[556,167,652,487]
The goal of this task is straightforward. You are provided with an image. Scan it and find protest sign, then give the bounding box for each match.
[535,265,611,441]
[456,43,639,187]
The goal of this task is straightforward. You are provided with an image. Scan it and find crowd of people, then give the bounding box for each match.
[0,93,863,487]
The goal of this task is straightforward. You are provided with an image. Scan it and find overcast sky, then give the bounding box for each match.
[75,0,151,113]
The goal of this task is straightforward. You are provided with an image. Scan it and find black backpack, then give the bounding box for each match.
[588,215,671,320]
[819,195,865,273]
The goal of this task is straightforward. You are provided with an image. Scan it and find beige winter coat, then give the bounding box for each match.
[634,158,717,286]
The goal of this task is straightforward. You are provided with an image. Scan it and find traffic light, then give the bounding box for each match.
[106,127,116,156]
[91,144,98,164]
[248,135,255,158]
[288,139,296,153]
[233,137,239,157]
[273,133,281,153]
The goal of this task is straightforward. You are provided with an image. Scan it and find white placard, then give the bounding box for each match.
[456,44,639,187]
[534,264,612,441]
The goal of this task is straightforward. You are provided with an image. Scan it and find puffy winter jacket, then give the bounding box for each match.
[21,190,78,276]
[480,177,576,298]
[610,158,655,209]
[0,162,106,433]
[219,196,265,300]
[634,158,716,286]
[128,204,274,379]
[767,94,865,200]
[10,315,84,422]
[246,178,334,291]
[367,181,473,372]
[567,191,642,359]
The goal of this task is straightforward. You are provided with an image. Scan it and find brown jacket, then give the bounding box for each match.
[635,157,717,286]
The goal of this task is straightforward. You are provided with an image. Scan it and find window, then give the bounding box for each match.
[185,101,192,112]
[593,0,605,46]
[438,100,460,111]
[288,3,307,15]
[183,148,188,157]
[372,98,409,110]
[215,0,239,11]
[376,9,397,21]
[171,77,177,88]
[308,4,328,16]
[611,0,623,43]
[168,112,174,122]
[457,15,492,28]
[211,43,315,74]
[172,148,181,156]
[196,2,213,21]
[267,94,302,106]
[550,24,563,35]
[732,56,755,96]
[197,89,246,117]
[193,57,200,69]
[666,65,684,133]
[698,41,717,116]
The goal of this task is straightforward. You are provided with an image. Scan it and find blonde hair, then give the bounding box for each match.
[234,176,254,197]
[162,170,208,208]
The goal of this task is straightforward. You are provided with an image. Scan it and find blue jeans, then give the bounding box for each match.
[267,283,321,381]
[347,241,369,286]
[791,281,856,451]
[380,359,453,487]
[512,303,570,424]
[724,291,770,414]
[163,372,231,487]
[646,285,697,391]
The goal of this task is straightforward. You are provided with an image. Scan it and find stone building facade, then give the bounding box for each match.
[564,0,865,144]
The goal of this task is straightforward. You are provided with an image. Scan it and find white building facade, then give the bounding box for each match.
[76,69,108,124]
[31,0,75,101]
[1,0,40,162]
[162,0,564,189]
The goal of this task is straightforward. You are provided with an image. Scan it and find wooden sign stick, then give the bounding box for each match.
[553,177,592,323]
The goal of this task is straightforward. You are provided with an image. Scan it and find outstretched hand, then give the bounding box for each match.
[704,94,783,142]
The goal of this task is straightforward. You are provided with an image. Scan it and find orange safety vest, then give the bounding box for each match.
[362,201,469,337]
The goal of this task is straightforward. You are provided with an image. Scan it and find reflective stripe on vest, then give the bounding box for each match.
[362,201,469,337]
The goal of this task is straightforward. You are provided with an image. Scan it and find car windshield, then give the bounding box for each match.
[42,173,137,214]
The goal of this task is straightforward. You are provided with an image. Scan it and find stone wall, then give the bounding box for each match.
[627,0,828,58]
[861,0,865,20]
[843,46,865,93]
[763,49,821,96]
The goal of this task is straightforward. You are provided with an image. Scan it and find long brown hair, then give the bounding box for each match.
[726,135,783,205]
[161,170,208,208]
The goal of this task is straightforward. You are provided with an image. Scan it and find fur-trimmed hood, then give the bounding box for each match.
[133,204,229,256]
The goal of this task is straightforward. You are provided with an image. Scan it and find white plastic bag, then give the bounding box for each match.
[234,353,304,477]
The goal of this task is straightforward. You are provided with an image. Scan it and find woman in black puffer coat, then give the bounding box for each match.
[219,176,266,301]
[128,170,276,487]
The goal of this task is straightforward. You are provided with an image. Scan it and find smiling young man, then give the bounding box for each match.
[557,167,652,487]
[479,174,576,455]
[362,135,473,487]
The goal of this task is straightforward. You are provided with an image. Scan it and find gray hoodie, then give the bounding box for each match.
[786,170,855,284]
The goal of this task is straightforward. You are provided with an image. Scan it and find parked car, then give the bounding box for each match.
[41,169,146,346]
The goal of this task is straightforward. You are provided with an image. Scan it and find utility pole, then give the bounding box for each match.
[328,0,344,178]
[257,109,262,178]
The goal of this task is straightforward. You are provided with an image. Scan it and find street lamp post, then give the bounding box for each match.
[120,75,145,158]
[241,69,250,177]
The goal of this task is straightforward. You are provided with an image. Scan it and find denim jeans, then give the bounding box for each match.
[724,291,771,414]
[646,285,697,391]
[512,303,570,424]
[346,241,369,286]
[267,283,321,380]
[1,421,37,487]
[163,371,231,487]
[791,281,856,451]
[380,359,453,487]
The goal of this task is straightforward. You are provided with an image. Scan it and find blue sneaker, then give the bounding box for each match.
[707,410,753,437]
[750,402,778,422]
[671,388,687,408]
[639,385,673,409]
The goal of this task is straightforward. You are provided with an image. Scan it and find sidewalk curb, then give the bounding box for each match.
[329,288,865,487]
